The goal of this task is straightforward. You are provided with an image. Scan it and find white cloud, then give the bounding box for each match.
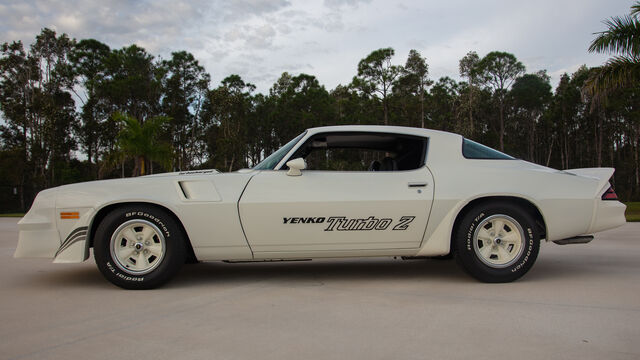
[56,14,84,32]
[323,0,372,8]
[0,0,632,92]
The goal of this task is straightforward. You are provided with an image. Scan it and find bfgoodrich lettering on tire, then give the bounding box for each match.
[94,205,186,289]
[454,202,540,283]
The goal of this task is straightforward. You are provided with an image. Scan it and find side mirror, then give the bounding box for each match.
[286,158,306,176]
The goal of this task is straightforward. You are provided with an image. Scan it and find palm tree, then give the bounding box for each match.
[114,113,172,176]
[584,2,640,103]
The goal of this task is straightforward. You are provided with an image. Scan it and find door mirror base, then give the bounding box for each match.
[286,158,306,176]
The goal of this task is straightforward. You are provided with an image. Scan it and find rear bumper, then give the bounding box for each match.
[588,200,627,234]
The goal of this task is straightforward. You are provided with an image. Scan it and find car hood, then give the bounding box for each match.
[53,169,257,190]
[43,169,257,210]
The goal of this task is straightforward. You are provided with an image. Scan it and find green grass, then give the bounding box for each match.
[626,202,640,222]
[0,213,24,218]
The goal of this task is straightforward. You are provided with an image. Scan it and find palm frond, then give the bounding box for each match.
[589,15,640,56]
[631,2,640,17]
[582,55,640,105]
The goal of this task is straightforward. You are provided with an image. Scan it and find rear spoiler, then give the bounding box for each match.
[564,167,615,194]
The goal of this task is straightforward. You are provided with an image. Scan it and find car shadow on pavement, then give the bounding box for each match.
[172,253,618,288]
[12,255,611,289]
[171,258,472,288]
[10,258,469,290]
[15,266,111,290]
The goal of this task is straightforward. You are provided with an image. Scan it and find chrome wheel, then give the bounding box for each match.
[473,214,525,268]
[110,219,166,275]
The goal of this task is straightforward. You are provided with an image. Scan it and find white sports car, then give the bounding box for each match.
[15,125,627,289]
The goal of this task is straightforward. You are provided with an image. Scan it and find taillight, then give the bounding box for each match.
[602,186,618,200]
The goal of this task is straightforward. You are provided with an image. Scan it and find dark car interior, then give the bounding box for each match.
[286,132,428,171]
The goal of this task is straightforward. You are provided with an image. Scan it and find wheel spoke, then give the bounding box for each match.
[479,244,493,259]
[136,252,149,270]
[141,226,155,243]
[497,244,511,261]
[147,243,163,258]
[122,227,138,243]
[477,228,492,242]
[492,219,505,236]
[501,231,520,244]
[118,247,135,261]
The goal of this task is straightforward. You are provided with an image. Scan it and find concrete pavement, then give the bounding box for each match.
[1,217,639,360]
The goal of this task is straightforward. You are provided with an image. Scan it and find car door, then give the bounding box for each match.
[238,132,434,257]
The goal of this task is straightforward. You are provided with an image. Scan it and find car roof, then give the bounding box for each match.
[305,125,461,141]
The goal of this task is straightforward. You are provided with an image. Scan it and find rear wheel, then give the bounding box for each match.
[454,202,540,282]
[94,205,186,289]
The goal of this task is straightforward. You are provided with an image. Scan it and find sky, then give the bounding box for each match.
[0,0,632,93]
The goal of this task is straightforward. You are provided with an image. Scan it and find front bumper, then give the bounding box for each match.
[14,226,60,258]
[14,188,93,263]
[14,189,59,258]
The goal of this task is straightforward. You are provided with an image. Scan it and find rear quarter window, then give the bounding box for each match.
[462,138,515,160]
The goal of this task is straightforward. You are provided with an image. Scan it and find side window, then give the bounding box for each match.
[305,148,390,171]
[287,132,427,171]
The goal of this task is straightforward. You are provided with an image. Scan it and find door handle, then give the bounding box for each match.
[408,182,428,188]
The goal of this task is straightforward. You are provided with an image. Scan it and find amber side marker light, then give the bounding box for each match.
[602,186,618,200]
[60,212,80,219]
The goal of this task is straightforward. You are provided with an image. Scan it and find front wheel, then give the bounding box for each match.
[94,205,186,289]
[454,202,540,282]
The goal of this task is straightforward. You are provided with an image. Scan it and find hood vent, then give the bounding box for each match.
[177,180,221,202]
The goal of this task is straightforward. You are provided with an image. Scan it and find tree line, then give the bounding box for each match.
[1,15,639,212]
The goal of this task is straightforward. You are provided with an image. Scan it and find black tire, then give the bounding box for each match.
[94,205,186,289]
[454,202,540,283]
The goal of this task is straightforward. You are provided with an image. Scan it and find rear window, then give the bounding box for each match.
[462,138,514,160]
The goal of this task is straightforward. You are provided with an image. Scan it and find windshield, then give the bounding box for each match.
[253,132,307,170]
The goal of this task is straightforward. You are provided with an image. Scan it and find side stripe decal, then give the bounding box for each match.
[55,226,88,257]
